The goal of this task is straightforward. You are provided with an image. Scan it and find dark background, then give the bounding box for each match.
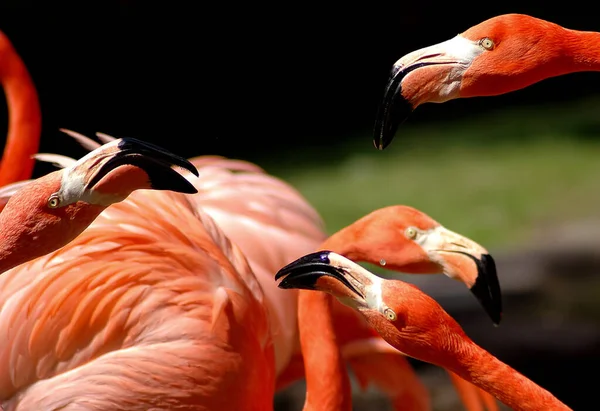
[1,4,598,410]
[0,4,599,170]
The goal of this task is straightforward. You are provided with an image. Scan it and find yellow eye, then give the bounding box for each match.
[47,194,61,209]
[384,308,397,321]
[479,37,495,50]
[405,227,417,240]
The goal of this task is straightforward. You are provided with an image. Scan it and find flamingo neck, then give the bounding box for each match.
[562,29,600,72]
[439,337,571,411]
[0,216,33,274]
[0,32,42,186]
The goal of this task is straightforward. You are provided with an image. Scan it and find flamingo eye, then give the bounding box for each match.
[405,227,418,240]
[384,308,397,321]
[47,193,61,209]
[479,37,495,50]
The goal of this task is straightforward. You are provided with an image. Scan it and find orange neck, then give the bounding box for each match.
[372,312,571,411]
[0,31,42,187]
[293,225,356,410]
[560,29,600,73]
[444,341,571,411]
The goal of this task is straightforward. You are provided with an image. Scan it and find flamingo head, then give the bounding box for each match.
[292,205,502,325]
[276,251,468,355]
[0,138,199,269]
[374,13,572,150]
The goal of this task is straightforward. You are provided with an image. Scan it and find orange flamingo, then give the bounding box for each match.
[373,14,600,149]
[40,131,497,410]
[0,30,41,185]
[276,251,572,411]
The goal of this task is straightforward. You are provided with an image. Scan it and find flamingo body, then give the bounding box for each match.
[0,189,274,410]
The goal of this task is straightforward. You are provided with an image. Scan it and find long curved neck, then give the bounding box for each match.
[0,31,42,187]
[563,29,600,72]
[442,338,571,411]
[292,222,356,410]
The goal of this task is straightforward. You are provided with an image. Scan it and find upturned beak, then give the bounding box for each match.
[425,226,502,325]
[82,137,199,194]
[373,36,483,150]
[276,250,373,307]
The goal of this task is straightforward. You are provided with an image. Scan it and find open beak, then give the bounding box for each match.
[373,36,483,150]
[276,250,372,306]
[82,137,199,194]
[425,226,502,325]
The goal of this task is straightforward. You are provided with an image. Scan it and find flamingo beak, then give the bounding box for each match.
[373,61,431,151]
[373,36,483,150]
[425,226,502,325]
[83,137,199,194]
[276,251,374,308]
[275,250,363,297]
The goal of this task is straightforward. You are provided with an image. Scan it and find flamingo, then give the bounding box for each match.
[282,205,502,411]
[0,30,42,185]
[373,13,600,149]
[38,131,498,410]
[275,251,572,411]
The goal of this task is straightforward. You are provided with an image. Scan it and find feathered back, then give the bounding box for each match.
[37,130,327,374]
[0,185,275,408]
[186,156,327,278]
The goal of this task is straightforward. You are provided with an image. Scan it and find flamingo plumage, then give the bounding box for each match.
[276,251,572,411]
[150,151,502,411]
[0,163,275,410]
[33,131,498,411]
[373,13,600,149]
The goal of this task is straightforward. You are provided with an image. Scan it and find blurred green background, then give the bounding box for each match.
[266,96,600,249]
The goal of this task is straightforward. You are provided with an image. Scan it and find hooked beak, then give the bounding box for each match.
[275,250,371,306]
[82,137,199,194]
[425,226,502,325]
[373,36,483,150]
[373,62,437,151]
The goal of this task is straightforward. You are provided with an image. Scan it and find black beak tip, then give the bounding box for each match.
[117,137,200,178]
[373,94,413,151]
[108,137,199,194]
[147,166,199,194]
[275,270,323,291]
[274,250,336,291]
[469,284,502,326]
[373,63,416,151]
[469,253,503,326]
